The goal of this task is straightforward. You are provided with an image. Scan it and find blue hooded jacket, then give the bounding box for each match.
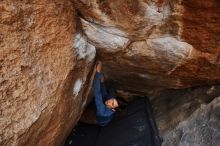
[92,72,114,126]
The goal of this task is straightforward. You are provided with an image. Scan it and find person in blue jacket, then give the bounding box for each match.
[92,61,119,126]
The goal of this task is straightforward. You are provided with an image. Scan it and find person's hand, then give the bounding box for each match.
[96,61,102,73]
[105,98,119,109]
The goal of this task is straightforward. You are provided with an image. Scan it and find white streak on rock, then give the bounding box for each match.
[145,5,163,21]
[81,100,87,108]
[73,79,82,96]
[138,73,151,79]
[96,26,128,37]
[73,33,96,61]
[81,19,129,51]
[147,36,192,62]
[86,43,96,61]
[143,2,170,26]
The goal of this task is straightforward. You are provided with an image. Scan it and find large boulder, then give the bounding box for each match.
[151,85,220,134]
[0,0,95,146]
[163,96,220,146]
[74,0,220,94]
[1,0,220,146]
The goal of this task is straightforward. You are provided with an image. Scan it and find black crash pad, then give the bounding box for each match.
[64,97,162,146]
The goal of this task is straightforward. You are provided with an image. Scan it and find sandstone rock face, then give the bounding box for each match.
[162,96,220,146]
[1,0,220,146]
[74,2,220,145]
[0,0,95,146]
[75,0,220,94]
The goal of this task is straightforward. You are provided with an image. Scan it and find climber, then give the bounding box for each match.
[92,61,119,126]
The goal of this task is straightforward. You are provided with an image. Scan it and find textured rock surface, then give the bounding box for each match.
[0,0,95,146]
[75,0,220,94]
[75,0,220,140]
[162,96,220,146]
[1,0,220,146]
[151,85,220,134]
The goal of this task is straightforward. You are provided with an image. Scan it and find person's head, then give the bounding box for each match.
[105,98,119,109]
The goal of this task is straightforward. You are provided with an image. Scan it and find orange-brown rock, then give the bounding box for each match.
[0,0,95,146]
[74,0,220,94]
[181,0,220,53]
[74,0,171,38]
[1,0,220,146]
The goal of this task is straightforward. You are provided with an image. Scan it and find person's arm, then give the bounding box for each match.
[101,83,113,100]
[93,72,114,116]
